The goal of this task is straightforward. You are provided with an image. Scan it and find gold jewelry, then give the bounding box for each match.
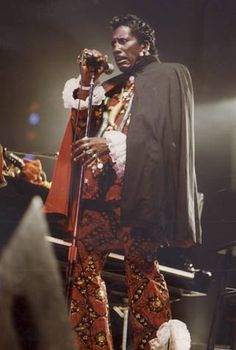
[96,158,104,170]
[85,149,93,156]
[89,155,104,174]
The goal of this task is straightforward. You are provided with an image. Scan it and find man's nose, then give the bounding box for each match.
[113,42,122,53]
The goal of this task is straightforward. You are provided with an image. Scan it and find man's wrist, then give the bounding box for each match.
[78,82,90,91]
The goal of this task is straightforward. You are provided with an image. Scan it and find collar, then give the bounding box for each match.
[103,55,159,96]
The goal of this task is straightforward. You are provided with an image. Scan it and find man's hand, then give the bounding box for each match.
[78,48,109,85]
[72,136,109,166]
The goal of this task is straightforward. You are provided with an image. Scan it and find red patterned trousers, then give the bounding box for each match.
[70,207,171,349]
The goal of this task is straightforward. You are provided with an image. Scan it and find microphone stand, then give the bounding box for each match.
[65,70,96,305]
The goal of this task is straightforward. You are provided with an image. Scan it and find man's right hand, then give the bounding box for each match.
[78,48,109,85]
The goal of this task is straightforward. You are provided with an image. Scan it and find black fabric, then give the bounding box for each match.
[119,59,202,246]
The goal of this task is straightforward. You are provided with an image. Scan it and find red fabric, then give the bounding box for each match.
[44,118,73,216]
[70,208,171,350]
[44,83,129,220]
[43,74,124,217]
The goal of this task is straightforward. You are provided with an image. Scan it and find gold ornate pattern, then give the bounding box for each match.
[123,236,171,349]
[71,244,113,349]
[137,330,154,350]
[69,207,171,349]
[148,296,163,312]
[94,331,108,347]
[107,79,134,131]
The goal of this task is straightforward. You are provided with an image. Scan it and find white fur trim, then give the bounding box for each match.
[149,320,191,350]
[103,130,126,178]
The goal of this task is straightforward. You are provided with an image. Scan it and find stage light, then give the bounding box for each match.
[28,112,41,126]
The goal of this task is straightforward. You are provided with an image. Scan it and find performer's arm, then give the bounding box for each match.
[62,75,105,110]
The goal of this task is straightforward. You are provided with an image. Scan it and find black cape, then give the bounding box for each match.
[119,58,202,246]
[45,57,202,247]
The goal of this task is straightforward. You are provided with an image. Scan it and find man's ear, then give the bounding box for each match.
[139,42,150,56]
[143,42,150,52]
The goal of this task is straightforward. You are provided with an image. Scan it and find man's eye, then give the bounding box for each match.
[111,38,128,47]
[119,39,128,45]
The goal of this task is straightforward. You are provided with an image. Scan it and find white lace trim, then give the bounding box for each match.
[149,320,191,350]
[103,130,126,178]
[62,75,105,110]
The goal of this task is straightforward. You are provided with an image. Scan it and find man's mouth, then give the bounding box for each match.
[115,57,127,64]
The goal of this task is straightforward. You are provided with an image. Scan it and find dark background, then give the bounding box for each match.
[1,0,236,247]
[1,0,236,348]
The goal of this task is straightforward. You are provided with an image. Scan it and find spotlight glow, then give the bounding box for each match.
[28,112,41,125]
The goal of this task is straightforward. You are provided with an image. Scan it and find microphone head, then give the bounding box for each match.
[105,63,114,75]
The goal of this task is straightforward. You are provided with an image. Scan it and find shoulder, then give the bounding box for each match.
[145,61,190,78]
[138,61,192,93]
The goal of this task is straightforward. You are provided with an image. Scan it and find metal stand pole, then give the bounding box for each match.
[65,72,96,305]
[122,307,129,350]
[113,305,129,350]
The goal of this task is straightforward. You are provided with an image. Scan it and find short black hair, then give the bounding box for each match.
[110,14,157,55]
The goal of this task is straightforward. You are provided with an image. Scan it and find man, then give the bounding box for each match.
[45,14,201,350]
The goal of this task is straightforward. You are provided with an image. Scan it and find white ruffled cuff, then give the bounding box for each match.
[103,130,126,178]
[149,320,191,350]
[62,75,105,110]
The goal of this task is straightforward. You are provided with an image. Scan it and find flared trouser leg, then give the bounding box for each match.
[123,235,171,350]
[70,241,113,350]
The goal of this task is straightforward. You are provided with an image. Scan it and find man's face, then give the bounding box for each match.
[111,25,144,72]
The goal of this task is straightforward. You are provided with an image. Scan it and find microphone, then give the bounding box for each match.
[104,62,114,75]
[78,53,114,75]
